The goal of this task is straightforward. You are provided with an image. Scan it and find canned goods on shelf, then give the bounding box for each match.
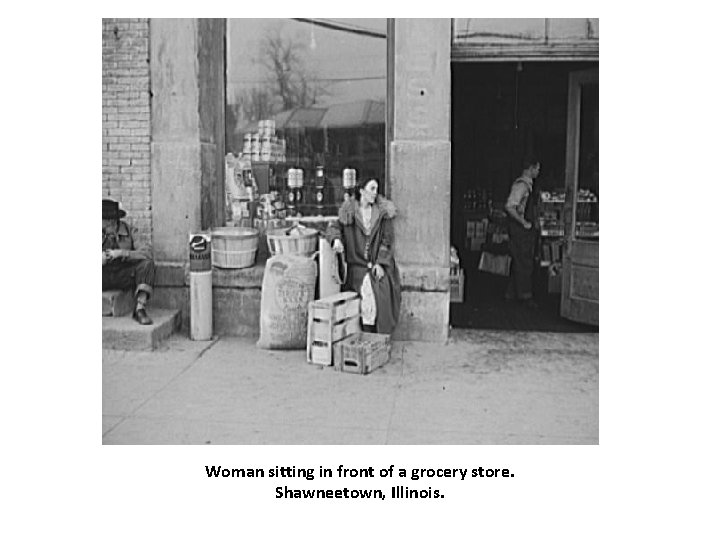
[343,168,357,188]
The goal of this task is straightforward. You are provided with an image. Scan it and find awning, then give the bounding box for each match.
[235,99,386,134]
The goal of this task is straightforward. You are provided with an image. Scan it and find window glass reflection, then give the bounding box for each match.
[225,19,387,220]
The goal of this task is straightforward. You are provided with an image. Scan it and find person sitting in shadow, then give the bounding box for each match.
[102,198,156,325]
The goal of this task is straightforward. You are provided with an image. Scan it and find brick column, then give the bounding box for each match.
[389,19,452,342]
[102,19,152,247]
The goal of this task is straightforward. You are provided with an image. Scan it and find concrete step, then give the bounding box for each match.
[102,290,134,317]
[102,309,181,351]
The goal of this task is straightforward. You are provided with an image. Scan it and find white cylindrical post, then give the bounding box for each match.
[189,233,213,340]
[190,271,213,340]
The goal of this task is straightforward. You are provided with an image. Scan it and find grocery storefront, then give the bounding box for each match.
[218,18,453,341]
[102,18,598,341]
[450,19,599,330]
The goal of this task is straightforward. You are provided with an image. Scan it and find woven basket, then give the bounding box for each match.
[266,225,318,258]
[211,227,259,269]
[212,248,257,269]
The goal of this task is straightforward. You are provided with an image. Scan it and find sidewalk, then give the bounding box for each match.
[102,329,598,444]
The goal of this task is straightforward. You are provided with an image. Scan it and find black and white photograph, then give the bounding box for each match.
[6,8,720,540]
[101,18,599,445]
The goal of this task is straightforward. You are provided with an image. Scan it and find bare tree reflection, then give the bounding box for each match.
[237,27,329,123]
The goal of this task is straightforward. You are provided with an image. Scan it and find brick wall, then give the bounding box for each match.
[102,18,152,248]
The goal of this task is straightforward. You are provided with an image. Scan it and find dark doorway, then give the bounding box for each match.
[450,61,598,332]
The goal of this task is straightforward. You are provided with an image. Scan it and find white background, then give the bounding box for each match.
[3,4,718,539]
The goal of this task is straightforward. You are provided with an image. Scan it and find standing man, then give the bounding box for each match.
[102,199,156,325]
[504,158,541,309]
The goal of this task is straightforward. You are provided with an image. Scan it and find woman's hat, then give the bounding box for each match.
[102,198,126,219]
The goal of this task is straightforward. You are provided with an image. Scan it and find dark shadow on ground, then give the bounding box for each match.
[450,270,598,333]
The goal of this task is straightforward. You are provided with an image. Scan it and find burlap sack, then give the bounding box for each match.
[257,254,317,349]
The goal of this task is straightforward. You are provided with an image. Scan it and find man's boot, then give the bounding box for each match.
[133,306,153,325]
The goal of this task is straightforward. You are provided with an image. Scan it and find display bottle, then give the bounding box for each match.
[285,168,295,215]
[243,170,258,201]
[295,169,304,213]
[342,168,357,203]
[286,168,304,217]
[313,166,325,216]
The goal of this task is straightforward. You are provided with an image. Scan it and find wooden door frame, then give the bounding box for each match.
[561,67,599,325]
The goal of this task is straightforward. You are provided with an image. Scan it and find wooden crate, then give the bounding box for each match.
[336,333,391,375]
[307,292,361,366]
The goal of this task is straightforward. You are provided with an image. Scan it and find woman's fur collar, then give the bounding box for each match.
[339,195,397,225]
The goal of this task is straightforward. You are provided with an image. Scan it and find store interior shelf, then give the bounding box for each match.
[541,200,597,204]
[541,231,599,239]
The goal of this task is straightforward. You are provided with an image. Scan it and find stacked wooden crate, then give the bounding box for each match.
[307,292,361,367]
[307,291,392,375]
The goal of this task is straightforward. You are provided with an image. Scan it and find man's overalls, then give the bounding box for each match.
[506,181,539,301]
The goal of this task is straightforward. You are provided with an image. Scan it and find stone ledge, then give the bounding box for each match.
[157,261,449,292]
[398,264,450,292]
[210,264,265,289]
[155,261,265,289]
[153,267,449,340]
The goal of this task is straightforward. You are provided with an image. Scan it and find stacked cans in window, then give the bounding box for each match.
[258,119,276,137]
[242,119,287,163]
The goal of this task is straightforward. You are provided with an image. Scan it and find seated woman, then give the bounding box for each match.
[327,178,401,334]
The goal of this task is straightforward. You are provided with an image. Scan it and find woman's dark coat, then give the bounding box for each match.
[328,196,401,335]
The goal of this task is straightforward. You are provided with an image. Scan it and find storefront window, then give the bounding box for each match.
[225,18,387,220]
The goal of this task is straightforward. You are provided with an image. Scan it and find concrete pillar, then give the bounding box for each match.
[150,19,226,262]
[389,19,452,342]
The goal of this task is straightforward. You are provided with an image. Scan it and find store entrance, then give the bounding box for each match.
[450,61,598,332]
